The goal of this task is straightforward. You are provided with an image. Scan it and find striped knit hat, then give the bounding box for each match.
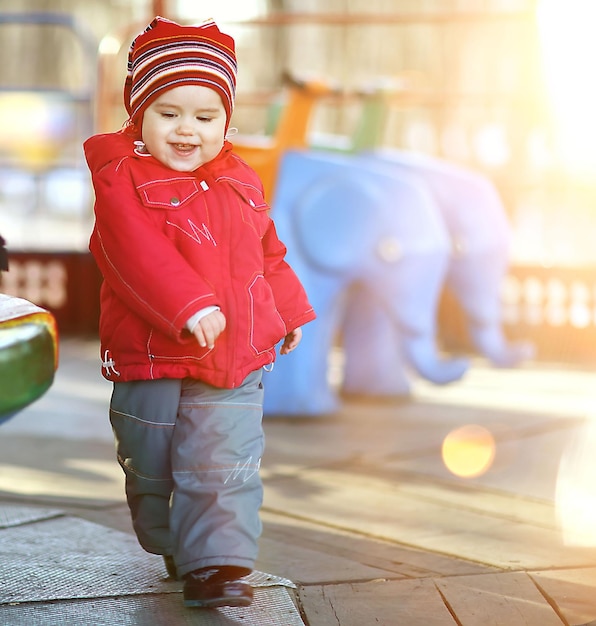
[124,16,237,130]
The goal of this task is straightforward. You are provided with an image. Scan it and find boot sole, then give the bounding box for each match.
[184,596,253,608]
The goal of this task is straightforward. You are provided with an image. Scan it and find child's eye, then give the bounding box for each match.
[161,112,176,119]
[197,116,212,122]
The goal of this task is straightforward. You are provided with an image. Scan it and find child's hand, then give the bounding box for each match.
[192,310,226,349]
[280,327,302,355]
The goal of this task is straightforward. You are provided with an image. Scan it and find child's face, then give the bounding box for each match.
[141,84,227,171]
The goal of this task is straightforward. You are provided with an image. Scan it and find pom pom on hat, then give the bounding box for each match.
[124,16,237,129]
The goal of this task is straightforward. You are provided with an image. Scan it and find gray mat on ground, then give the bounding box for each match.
[0,509,302,624]
[0,587,304,625]
[0,503,63,528]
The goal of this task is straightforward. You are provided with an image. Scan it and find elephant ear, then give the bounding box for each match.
[291,174,381,273]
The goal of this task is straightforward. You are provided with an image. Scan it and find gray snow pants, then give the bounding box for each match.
[109,369,265,578]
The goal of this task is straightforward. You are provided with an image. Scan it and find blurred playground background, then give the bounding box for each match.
[1,0,595,375]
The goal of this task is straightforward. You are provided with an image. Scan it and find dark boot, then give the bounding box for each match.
[183,566,253,608]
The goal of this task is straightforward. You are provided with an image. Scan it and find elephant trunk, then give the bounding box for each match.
[401,334,469,385]
[342,294,469,394]
[468,324,535,367]
[447,252,534,368]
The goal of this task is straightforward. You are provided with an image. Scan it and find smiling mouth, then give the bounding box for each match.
[173,143,197,151]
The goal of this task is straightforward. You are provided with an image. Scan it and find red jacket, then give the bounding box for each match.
[84,131,315,388]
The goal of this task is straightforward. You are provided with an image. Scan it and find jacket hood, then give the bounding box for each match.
[83,130,235,176]
[84,129,137,174]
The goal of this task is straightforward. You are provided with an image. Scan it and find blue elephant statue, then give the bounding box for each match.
[339,150,534,398]
[263,150,469,416]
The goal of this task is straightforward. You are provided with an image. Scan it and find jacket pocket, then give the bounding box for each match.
[247,275,287,355]
[137,178,205,209]
[224,178,269,212]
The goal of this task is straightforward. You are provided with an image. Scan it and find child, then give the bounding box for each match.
[84,16,315,609]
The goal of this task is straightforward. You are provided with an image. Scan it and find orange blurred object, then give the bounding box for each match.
[232,75,333,200]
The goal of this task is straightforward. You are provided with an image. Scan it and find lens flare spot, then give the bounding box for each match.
[442,425,496,479]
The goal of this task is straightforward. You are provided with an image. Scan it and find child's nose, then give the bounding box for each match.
[176,119,195,134]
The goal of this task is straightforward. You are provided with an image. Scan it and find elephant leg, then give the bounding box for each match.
[341,287,412,398]
[263,284,344,417]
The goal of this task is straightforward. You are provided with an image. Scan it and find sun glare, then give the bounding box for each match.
[556,419,596,547]
[176,0,264,23]
[537,0,596,176]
